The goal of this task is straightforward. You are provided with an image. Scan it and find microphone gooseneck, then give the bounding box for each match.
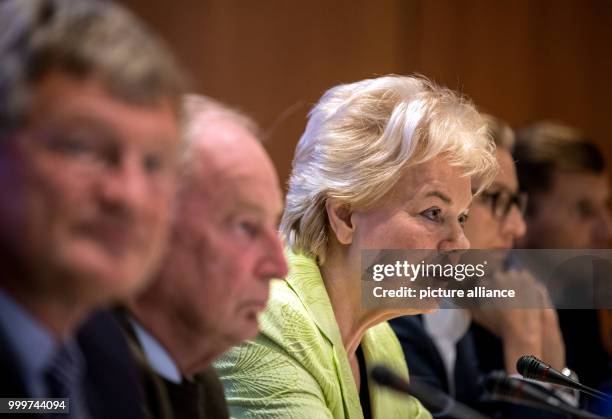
[517,355,611,401]
[371,364,492,419]
[485,370,605,419]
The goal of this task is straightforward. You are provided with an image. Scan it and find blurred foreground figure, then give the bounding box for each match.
[118,95,288,419]
[0,0,185,417]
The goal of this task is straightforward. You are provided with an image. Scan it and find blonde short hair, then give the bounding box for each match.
[281,75,498,263]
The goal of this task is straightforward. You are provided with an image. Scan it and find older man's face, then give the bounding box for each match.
[0,72,181,304]
[160,118,288,349]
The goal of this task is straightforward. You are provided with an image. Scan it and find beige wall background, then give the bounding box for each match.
[120,0,612,186]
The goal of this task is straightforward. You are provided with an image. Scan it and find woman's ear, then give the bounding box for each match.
[326,198,354,245]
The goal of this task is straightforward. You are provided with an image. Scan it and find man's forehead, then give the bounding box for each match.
[191,116,252,146]
[190,142,271,182]
[553,171,609,191]
[28,72,180,131]
[186,131,282,213]
[547,170,610,203]
[188,117,263,163]
[191,168,283,220]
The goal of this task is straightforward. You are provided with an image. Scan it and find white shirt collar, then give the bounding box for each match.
[130,318,182,384]
[423,308,471,396]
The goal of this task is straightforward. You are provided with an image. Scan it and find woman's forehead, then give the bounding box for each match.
[386,158,472,208]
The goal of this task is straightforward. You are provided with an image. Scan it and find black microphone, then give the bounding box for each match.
[517,355,612,401]
[370,365,492,419]
[485,370,605,419]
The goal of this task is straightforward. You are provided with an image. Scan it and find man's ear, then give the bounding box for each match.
[326,198,354,245]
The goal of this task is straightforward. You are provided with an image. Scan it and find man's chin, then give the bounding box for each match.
[65,239,153,280]
[236,315,261,342]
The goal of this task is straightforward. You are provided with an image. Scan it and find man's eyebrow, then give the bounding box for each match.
[424,190,452,204]
[231,201,265,214]
[50,114,118,137]
[231,201,283,223]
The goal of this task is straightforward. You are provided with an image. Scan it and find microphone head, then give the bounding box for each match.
[516,355,543,379]
[516,355,576,388]
[483,370,508,393]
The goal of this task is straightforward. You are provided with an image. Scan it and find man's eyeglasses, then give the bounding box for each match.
[478,190,528,221]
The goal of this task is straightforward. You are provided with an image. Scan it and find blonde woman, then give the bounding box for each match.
[215,75,498,419]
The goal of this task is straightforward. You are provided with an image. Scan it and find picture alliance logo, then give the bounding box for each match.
[371,260,489,282]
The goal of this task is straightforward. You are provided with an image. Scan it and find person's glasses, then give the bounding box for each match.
[478,190,528,221]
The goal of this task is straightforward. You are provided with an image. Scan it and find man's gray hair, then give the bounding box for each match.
[180,94,259,163]
[0,0,187,137]
[182,94,259,141]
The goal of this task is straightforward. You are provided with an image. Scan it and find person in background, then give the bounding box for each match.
[466,117,566,377]
[215,75,498,419]
[501,121,612,414]
[118,95,288,419]
[391,115,570,419]
[0,0,186,417]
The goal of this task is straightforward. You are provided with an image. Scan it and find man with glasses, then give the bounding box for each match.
[391,115,569,418]
[0,1,185,417]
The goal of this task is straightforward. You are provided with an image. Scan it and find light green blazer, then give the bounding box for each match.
[215,252,432,419]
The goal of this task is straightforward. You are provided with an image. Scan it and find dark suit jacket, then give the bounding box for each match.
[114,310,229,419]
[0,309,146,419]
[389,315,482,414]
[391,315,570,419]
[0,325,35,418]
[77,310,147,419]
[557,309,612,412]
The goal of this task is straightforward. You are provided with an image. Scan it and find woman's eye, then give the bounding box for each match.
[458,213,469,227]
[421,208,442,223]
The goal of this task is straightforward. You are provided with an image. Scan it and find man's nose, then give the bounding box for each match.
[97,154,149,214]
[257,228,289,281]
[503,205,527,241]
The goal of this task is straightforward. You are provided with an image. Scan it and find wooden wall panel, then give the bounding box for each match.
[120,0,612,184]
[403,0,612,163]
